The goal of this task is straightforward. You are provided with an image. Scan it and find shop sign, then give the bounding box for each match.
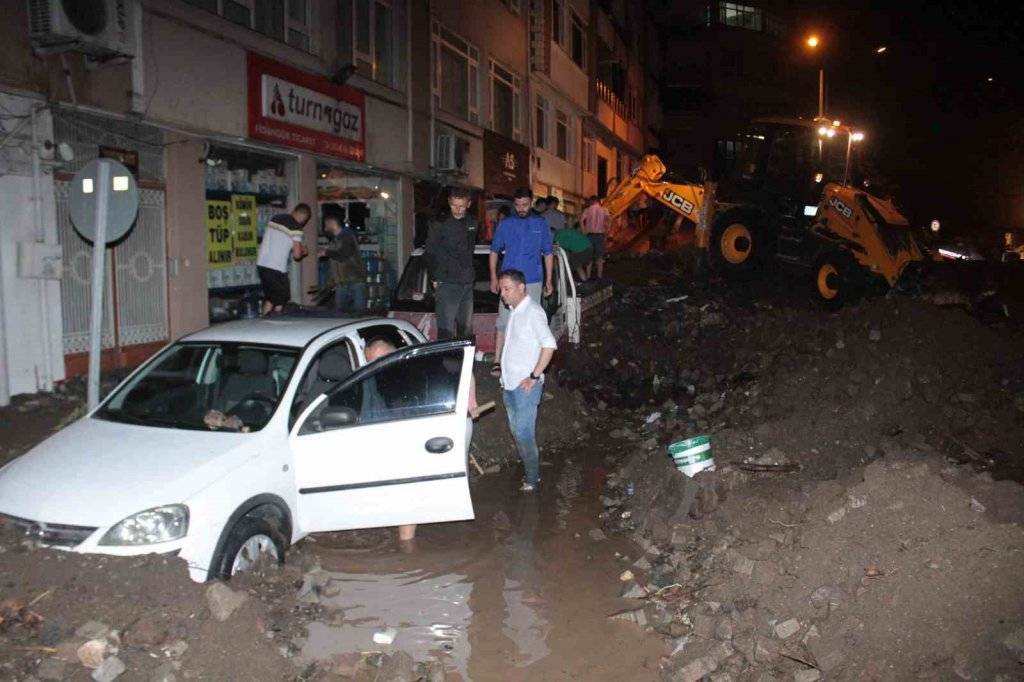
[247,52,366,162]
[483,130,529,197]
[231,194,258,261]
[206,199,233,269]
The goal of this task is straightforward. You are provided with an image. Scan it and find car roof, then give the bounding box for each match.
[181,317,397,348]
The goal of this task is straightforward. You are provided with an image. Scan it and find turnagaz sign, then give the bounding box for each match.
[248,53,366,161]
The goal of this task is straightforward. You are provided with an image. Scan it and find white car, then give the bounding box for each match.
[0,317,477,582]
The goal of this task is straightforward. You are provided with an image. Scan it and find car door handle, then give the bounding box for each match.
[425,437,454,453]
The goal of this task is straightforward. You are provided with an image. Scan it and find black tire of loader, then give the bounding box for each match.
[710,212,766,278]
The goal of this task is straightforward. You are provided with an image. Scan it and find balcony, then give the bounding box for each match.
[595,80,642,150]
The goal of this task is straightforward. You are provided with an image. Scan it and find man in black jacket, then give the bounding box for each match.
[425,187,478,339]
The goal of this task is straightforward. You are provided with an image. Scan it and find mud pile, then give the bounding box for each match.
[603,449,1024,680]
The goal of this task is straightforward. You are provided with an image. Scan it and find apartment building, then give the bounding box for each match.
[0,0,659,402]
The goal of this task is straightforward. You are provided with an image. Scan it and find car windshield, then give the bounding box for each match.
[95,343,299,432]
[394,254,499,309]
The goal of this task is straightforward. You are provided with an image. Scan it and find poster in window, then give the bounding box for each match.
[206,200,233,269]
[231,194,258,262]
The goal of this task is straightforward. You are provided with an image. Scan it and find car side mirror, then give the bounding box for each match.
[318,405,358,429]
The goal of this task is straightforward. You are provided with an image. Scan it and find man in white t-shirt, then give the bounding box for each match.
[257,203,311,315]
[497,268,556,492]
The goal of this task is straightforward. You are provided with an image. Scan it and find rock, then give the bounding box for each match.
[732,556,754,577]
[149,663,178,682]
[691,613,717,639]
[672,655,718,682]
[77,640,108,669]
[376,651,416,682]
[621,582,647,599]
[418,660,447,682]
[633,556,652,571]
[373,627,398,645]
[754,636,780,663]
[205,583,247,622]
[826,506,846,524]
[163,640,189,659]
[91,656,126,682]
[127,616,168,647]
[714,619,734,641]
[752,560,780,586]
[807,637,846,671]
[588,528,607,541]
[970,497,986,513]
[793,670,821,682]
[40,620,65,647]
[36,659,68,681]
[619,570,635,582]
[868,328,881,342]
[75,621,111,640]
[774,618,801,640]
[707,641,735,664]
[609,607,648,627]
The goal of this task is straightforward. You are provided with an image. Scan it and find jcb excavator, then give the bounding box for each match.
[602,117,925,304]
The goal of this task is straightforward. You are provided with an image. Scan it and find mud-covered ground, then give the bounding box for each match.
[1,252,1022,681]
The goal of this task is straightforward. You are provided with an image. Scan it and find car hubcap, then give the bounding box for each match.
[231,534,279,575]
[817,263,840,300]
[721,224,752,264]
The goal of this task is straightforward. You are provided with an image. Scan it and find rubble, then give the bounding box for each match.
[205,582,247,622]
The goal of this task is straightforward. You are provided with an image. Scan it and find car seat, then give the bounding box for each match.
[219,349,276,411]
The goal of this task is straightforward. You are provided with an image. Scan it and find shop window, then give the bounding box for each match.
[555,109,571,161]
[535,95,550,150]
[432,22,480,125]
[343,0,398,88]
[490,60,522,141]
[719,2,763,31]
[183,0,313,52]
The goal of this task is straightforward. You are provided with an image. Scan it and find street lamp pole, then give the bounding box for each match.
[818,68,825,119]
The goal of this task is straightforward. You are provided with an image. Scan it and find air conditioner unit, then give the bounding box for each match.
[28,0,135,60]
[435,134,470,173]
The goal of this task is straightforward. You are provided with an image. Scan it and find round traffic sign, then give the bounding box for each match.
[68,159,140,244]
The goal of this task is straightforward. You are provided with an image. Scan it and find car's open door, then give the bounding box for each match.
[288,339,475,533]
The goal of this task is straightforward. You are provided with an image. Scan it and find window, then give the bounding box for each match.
[500,0,520,15]
[432,22,480,124]
[344,0,398,88]
[358,324,410,352]
[582,136,595,173]
[301,349,464,433]
[183,0,312,52]
[552,0,565,45]
[719,2,763,31]
[535,95,550,150]
[555,109,570,160]
[490,61,522,141]
[570,11,586,69]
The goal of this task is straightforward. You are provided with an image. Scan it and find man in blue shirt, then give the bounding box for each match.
[488,187,553,376]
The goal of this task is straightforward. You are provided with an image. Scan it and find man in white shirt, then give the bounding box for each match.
[257,203,311,315]
[497,268,557,492]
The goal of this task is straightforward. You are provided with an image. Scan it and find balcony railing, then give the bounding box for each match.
[596,80,638,124]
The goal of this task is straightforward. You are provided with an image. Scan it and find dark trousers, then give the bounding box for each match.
[435,282,474,339]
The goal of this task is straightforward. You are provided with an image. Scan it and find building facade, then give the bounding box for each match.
[0,0,659,403]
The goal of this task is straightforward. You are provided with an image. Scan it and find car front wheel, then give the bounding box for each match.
[213,513,287,579]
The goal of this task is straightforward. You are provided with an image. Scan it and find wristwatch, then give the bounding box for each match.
[529,372,540,380]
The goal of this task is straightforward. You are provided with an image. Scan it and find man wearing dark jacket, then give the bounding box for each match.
[425,187,478,339]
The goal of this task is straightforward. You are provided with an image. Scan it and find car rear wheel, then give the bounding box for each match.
[213,513,287,579]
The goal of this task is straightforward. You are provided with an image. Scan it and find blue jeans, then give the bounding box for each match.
[503,380,543,486]
[334,282,367,313]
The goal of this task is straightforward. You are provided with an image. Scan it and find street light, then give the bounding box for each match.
[843,131,865,186]
[876,46,887,54]
[805,34,825,118]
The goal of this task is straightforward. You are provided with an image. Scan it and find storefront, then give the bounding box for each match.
[204,144,297,321]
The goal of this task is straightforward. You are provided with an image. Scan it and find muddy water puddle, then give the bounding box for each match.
[298,453,662,681]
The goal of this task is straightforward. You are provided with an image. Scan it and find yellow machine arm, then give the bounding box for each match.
[601,155,712,246]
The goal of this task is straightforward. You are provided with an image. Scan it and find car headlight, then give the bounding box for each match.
[99,505,189,546]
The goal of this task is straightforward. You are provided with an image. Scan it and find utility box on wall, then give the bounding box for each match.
[17,241,63,279]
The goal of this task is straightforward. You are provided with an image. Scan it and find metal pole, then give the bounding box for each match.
[87,161,111,410]
[31,104,53,392]
[843,132,853,187]
[818,68,825,118]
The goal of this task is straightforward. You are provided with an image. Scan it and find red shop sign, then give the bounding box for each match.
[247,52,366,162]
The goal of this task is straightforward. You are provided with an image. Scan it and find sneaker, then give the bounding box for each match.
[519,482,536,493]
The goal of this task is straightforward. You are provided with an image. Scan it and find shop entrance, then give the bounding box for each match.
[203,145,295,321]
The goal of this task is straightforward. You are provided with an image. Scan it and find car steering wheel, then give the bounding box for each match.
[226,393,277,423]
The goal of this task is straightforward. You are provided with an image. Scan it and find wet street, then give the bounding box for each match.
[296,444,664,681]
